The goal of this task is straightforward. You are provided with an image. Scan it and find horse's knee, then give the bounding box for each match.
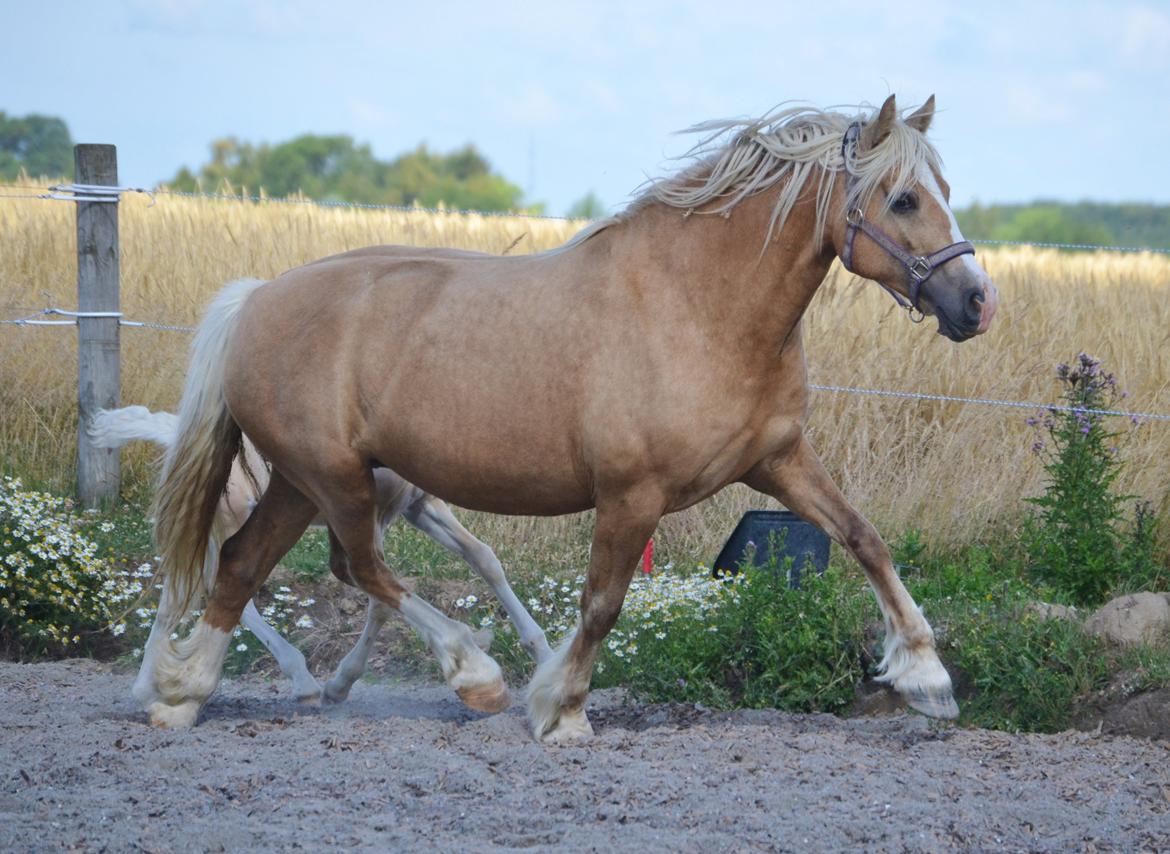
[844,520,890,568]
[579,590,624,645]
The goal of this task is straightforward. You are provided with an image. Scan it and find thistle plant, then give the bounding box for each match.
[1023,354,1160,605]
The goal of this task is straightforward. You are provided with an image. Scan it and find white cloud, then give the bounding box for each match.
[1120,4,1170,70]
[499,86,565,126]
[1003,82,1074,124]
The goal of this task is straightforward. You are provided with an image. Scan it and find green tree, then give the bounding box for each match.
[167,135,531,212]
[995,205,1112,246]
[0,112,73,180]
[955,200,1170,250]
[567,191,605,219]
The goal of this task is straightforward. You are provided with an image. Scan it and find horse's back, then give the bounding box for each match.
[225,246,598,514]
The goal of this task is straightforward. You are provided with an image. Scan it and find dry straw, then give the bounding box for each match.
[2,188,1168,563]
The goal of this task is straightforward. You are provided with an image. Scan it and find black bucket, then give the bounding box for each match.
[711,510,830,587]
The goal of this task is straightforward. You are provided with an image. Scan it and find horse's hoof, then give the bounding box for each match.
[537,707,594,744]
[456,678,510,714]
[147,700,200,729]
[903,687,959,720]
[321,681,351,705]
[296,689,323,707]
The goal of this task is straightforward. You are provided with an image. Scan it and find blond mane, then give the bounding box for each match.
[558,101,942,252]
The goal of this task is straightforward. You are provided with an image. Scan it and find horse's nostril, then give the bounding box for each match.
[965,288,984,320]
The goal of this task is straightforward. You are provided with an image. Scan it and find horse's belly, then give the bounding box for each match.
[367,420,592,517]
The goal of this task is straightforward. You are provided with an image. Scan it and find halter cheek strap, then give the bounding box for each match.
[839,122,975,320]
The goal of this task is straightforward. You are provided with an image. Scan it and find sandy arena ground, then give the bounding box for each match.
[1,660,1168,852]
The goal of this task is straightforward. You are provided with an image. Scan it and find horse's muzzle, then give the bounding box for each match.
[936,279,998,341]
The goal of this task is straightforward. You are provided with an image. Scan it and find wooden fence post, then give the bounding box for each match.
[75,144,121,507]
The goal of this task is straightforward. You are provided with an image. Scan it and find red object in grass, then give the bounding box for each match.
[642,538,654,574]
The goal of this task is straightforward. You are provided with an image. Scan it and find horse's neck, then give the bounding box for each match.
[619,189,834,357]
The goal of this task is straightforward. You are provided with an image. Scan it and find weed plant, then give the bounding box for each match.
[1022,354,1163,605]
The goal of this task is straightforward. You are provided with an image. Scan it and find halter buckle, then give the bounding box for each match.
[909,257,932,281]
[846,207,864,227]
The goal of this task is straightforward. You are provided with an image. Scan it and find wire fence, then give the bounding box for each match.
[4,306,1168,424]
[2,183,1168,424]
[4,182,1170,253]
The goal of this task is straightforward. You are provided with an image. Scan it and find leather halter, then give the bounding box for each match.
[839,122,975,322]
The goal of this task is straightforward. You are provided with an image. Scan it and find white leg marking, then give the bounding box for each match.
[323,599,392,703]
[148,619,232,728]
[526,630,593,743]
[874,608,957,719]
[131,578,182,712]
[399,593,509,713]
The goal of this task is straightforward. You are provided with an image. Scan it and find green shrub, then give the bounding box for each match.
[600,562,872,714]
[1023,353,1163,605]
[476,554,873,714]
[0,476,144,656]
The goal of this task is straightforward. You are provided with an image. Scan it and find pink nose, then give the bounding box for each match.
[976,279,999,334]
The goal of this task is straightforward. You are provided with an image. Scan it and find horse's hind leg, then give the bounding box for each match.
[319,474,509,713]
[743,437,957,719]
[147,470,318,728]
[406,495,553,664]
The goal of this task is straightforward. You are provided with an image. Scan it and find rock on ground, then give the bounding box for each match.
[1,661,1169,852]
[1086,592,1170,647]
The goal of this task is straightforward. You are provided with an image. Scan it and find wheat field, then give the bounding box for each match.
[2,188,1168,564]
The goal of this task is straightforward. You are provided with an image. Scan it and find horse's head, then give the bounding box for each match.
[830,95,999,342]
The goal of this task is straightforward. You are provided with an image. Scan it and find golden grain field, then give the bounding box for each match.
[2,187,1168,564]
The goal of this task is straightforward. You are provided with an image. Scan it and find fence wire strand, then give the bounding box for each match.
[3,307,1165,422]
[4,183,1170,253]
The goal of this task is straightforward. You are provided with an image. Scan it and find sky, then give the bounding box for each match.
[3,0,1169,216]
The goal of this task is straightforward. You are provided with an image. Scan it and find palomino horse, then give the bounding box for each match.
[143,95,998,738]
[90,405,551,706]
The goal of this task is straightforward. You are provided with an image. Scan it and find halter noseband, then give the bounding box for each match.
[839,122,975,322]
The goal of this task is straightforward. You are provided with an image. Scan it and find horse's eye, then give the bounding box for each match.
[891,191,918,214]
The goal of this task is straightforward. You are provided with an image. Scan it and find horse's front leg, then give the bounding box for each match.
[527,485,664,742]
[742,437,958,719]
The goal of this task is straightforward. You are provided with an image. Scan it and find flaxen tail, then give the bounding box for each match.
[89,405,179,449]
[152,278,266,620]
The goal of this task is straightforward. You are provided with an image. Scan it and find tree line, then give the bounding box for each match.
[1,110,1167,243]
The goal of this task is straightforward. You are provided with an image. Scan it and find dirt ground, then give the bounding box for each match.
[1,661,1169,852]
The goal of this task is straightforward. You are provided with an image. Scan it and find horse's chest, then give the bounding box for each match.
[667,415,801,511]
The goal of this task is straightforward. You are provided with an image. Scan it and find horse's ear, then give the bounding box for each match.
[860,94,898,151]
[905,95,936,134]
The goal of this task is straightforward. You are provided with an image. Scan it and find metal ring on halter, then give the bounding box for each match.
[908,306,926,323]
[846,207,864,226]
